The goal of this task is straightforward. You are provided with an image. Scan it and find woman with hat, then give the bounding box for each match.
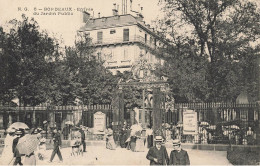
[169,139,190,165]
[0,128,16,165]
[146,136,169,165]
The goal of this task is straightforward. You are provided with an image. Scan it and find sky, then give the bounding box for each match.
[0,0,162,46]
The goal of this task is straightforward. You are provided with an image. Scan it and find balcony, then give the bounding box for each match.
[92,35,157,50]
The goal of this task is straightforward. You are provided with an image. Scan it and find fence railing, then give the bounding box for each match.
[163,102,259,145]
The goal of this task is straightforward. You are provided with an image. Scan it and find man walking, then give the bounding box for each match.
[146,136,169,165]
[49,128,63,163]
[169,139,190,165]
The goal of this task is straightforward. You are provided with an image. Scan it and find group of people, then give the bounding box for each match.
[0,126,66,165]
[0,127,43,165]
[147,136,190,165]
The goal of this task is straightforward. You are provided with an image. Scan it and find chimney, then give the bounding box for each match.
[82,11,90,23]
[98,12,100,18]
[112,3,118,16]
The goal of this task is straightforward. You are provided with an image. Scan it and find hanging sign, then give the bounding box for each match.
[183,110,198,135]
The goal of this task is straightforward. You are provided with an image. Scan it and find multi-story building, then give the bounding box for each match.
[78,8,165,74]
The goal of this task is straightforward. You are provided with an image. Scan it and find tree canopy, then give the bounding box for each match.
[156,0,260,102]
[0,15,119,106]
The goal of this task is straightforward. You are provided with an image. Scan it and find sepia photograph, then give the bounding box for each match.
[0,0,259,165]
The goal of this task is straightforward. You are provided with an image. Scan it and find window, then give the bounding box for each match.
[150,37,153,45]
[123,29,129,41]
[97,52,101,60]
[97,31,103,43]
[154,38,157,47]
[110,29,116,34]
[145,34,147,43]
[124,49,128,60]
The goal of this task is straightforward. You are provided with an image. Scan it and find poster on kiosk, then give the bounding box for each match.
[183,109,198,135]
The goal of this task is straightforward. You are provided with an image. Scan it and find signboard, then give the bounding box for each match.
[94,112,106,134]
[183,110,198,135]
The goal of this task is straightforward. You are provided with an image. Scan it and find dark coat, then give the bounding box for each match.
[12,137,21,157]
[169,149,190,165]
[53,132,62,146]
[80,129,85,141]
[146,146,169,165]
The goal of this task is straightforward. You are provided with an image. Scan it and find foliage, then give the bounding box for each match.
[0,15,58,106]
[156,0,260,102]
[0,15,119,106]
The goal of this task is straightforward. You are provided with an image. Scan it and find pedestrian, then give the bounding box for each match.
[13,129,24,165]
[23,129,37,166]
[0,128,16,165]
[105,128,116,150]
[169,139,190,165]
[49,128,63,163]
[146,125,153,148]
[79,125,86,152]
[146,136,169,165]
[119,122,127,148]
[37,136,47,160]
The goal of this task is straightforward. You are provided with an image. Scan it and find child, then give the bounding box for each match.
[37,137,47,160]
[70,136,82,157]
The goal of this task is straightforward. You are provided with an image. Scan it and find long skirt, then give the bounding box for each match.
[147,135,153,148]
[106,136,116,150]
[23,153,36,166]
[120,134,127,148]
[130,136,137,152]
[135,138,145,152]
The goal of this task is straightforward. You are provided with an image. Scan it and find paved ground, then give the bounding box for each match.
[34,146,232,165]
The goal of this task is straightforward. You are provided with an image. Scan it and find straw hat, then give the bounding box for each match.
[172,139,181,145]
[154,136,163,142]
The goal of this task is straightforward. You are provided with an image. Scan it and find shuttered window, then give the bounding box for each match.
[97,31,103,43]
[123,29,129,41]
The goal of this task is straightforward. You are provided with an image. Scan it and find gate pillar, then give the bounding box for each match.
[152,88,162,136]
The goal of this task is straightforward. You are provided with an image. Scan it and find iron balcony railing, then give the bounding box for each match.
[92,35,157,49]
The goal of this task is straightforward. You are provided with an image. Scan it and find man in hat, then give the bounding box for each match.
[169,139,190,165]
[49,128,63,163]
[146,136,169,165]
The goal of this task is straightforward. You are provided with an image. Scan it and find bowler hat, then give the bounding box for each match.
[172,139,181,145]
[154,136,163,142]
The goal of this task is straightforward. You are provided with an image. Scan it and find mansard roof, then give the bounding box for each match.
[79,14,160,38]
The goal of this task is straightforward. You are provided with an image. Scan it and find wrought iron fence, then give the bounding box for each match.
[162,102,259,145]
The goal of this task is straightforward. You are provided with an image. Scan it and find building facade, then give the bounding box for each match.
[79,10,165,74]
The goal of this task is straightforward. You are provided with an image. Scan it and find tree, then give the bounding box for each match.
[0,15,59,106]
[50,33,118,105]
[157,0,260,102]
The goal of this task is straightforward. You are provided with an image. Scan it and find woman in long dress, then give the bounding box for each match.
[106,128,116,150]
[0,128,16,165]
[135,131,145,152]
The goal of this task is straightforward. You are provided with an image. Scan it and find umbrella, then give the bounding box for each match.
[65,121,74,125]
[208,125,216,130]
[200,121,210,126]
[230,125,239,130]
[9,122,29,130]
[130,124,143,132]
[16,134,39,155]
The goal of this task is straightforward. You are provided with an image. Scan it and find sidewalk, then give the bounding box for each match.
[37,146,231,165]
